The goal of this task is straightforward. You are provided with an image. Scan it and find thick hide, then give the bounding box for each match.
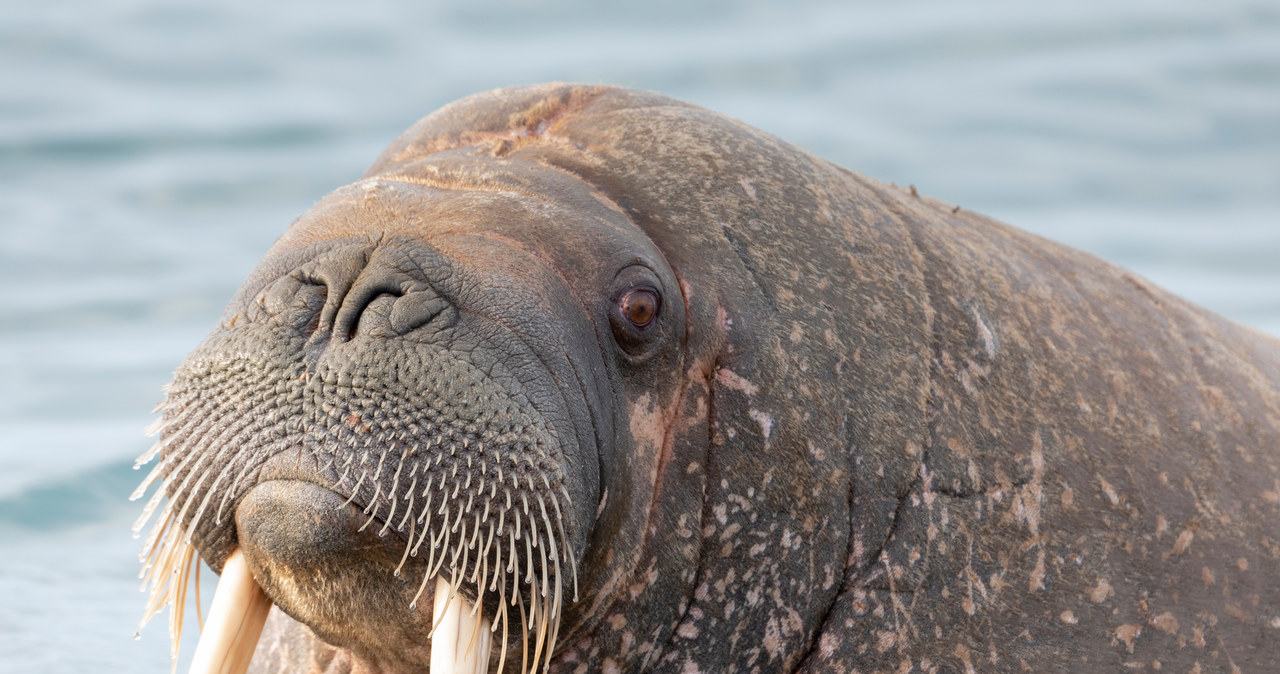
[136,84,1280,674]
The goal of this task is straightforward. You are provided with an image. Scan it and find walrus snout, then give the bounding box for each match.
[137,214,616,670]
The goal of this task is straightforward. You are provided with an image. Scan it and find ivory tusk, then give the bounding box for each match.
[188,549,272,674]
[431,576,492,674]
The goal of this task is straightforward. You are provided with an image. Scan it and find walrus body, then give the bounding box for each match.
[138,84,1280,673]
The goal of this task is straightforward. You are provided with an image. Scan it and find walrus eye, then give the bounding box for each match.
[621,289,658,329]
[608,266,664,356]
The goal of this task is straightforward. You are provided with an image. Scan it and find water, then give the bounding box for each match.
[1,0,1277,671]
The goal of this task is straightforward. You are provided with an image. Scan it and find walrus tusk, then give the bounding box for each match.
[188,549,272,674]
[431,576,492,674]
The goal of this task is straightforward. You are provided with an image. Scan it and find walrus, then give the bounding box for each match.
[133,83,1280,673]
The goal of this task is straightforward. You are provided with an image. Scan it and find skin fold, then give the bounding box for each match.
[144,84,1280,673]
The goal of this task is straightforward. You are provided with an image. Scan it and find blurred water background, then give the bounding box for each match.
[0,0,1277,671]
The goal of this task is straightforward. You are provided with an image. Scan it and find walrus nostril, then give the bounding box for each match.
[329,246,453,340]
[389,291,450,334]
[262,274,327,333]
[336,281,451,340]
[334,281,403,341]
[258,246,368,339]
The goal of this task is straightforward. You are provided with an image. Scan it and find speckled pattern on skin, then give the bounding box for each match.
[159,84,1280,673]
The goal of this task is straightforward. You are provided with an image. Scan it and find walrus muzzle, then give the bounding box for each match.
[133,233,603,673]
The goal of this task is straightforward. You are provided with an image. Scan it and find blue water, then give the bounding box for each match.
[1,1,1277,671]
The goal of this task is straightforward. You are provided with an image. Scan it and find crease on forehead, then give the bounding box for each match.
[376,172,557,205]
[273,175,667,311]
[371,148,640,240]
[279,167,635,246]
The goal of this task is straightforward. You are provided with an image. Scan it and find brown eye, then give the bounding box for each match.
[621,289,658,328]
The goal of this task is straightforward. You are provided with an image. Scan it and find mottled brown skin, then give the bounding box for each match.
[175,84,1280,673]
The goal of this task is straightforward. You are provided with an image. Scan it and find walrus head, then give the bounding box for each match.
[135,84,890,673]
[133,99,696,672]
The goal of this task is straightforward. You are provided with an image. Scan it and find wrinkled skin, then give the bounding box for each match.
[150,85,1280,673]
